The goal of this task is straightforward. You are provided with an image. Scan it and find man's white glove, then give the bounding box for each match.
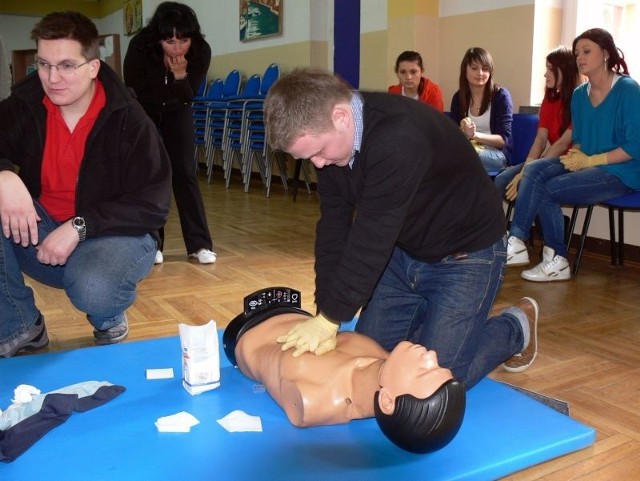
[277,313,339,357]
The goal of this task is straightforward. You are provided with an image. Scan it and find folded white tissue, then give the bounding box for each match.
[217,410,263,432]
[155,411,200,433]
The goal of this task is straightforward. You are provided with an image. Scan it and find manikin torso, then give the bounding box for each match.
[235,313,388,427]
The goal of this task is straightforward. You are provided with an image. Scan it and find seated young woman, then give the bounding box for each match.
[505,28,640,282]
[388,50,444,111]
[451,47,513,173]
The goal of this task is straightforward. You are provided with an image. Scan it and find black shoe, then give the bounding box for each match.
[93,315,129,345]
[0,314,49,358]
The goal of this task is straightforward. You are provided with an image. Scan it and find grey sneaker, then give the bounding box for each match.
[0,314,49,358]
[93,315,129,345]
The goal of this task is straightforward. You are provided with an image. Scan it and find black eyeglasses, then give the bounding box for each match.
[33,58,94,75]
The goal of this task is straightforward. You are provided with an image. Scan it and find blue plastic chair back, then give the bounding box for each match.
[206,79,224,100]
[511,113,539,166]
[195,79,207,97]
[259,64,280,96]
[242,74,262,97]
[192,78,223,103]
[222,70,242,98]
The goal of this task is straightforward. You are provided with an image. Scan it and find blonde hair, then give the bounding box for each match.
[265,67,353,151]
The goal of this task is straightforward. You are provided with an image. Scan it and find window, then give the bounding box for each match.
[565,0,640,75]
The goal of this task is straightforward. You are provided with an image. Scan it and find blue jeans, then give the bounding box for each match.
[477,145,507,173]
[355,236,524,389]
[494,163,524,197]
[509,158,633,257]
[0,202,156,345]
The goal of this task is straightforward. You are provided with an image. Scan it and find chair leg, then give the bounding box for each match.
[572,205,594,276]
[565,206,580,248]
[607,207,618,266]
[505,201,513,228]
[618,208,625,266]
[300,159,312,194]
[276,153,289,191]
[292,158,302,202]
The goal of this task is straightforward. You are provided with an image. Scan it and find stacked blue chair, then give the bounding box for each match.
[208,74,263,185]
[217,64,281,191]
[242,108,289,196]
[236,63,283,193]
[192,78,223,164]
[190,69,240,174]
[206,73,262,182]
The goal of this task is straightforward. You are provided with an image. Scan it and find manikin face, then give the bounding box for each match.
[285,104,354,169]
[161,35,192,58]
[466,60,491,88]
[396,60,423,92]
[379,341,453,408]
[544,61,562,90]
[36,38,100,110]
[574,39,608,79]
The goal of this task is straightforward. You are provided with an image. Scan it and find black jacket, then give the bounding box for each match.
[315,92,506,322]
[0,62,171,241]
[123,31,211,124]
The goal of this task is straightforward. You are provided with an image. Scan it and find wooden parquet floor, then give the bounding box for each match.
[23,171,640,479]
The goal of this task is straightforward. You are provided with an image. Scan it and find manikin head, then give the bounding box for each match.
[374,341,466,453]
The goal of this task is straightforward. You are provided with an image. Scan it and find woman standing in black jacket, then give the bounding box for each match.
[124,1,215,264]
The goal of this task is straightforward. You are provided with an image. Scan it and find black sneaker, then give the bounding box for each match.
[93,315,129,345]
[0,314,49,358]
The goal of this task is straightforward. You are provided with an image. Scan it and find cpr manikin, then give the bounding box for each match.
[223,287,466,454]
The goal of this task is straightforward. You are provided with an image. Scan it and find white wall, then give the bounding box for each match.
[1,0,315,66]
[0,15,42,53]
[440,0,534,17]
[360,0,386,33]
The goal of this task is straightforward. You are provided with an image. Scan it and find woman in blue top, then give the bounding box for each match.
[506,28,640,282]
[451,47,513,172]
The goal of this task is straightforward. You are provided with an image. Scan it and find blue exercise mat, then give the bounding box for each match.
[0,334,595,481]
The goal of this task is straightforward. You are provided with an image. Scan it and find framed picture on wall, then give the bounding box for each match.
[240,0,282,42]
[124,0,143,37]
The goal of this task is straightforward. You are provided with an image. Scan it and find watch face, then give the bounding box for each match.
[73,217,85,228]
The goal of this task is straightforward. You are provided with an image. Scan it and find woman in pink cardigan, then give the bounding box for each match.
[388,50,444,112]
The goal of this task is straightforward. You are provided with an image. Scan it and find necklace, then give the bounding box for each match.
[470,98,482,115]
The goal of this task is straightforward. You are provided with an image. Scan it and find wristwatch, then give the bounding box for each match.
[72,216,86,242]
